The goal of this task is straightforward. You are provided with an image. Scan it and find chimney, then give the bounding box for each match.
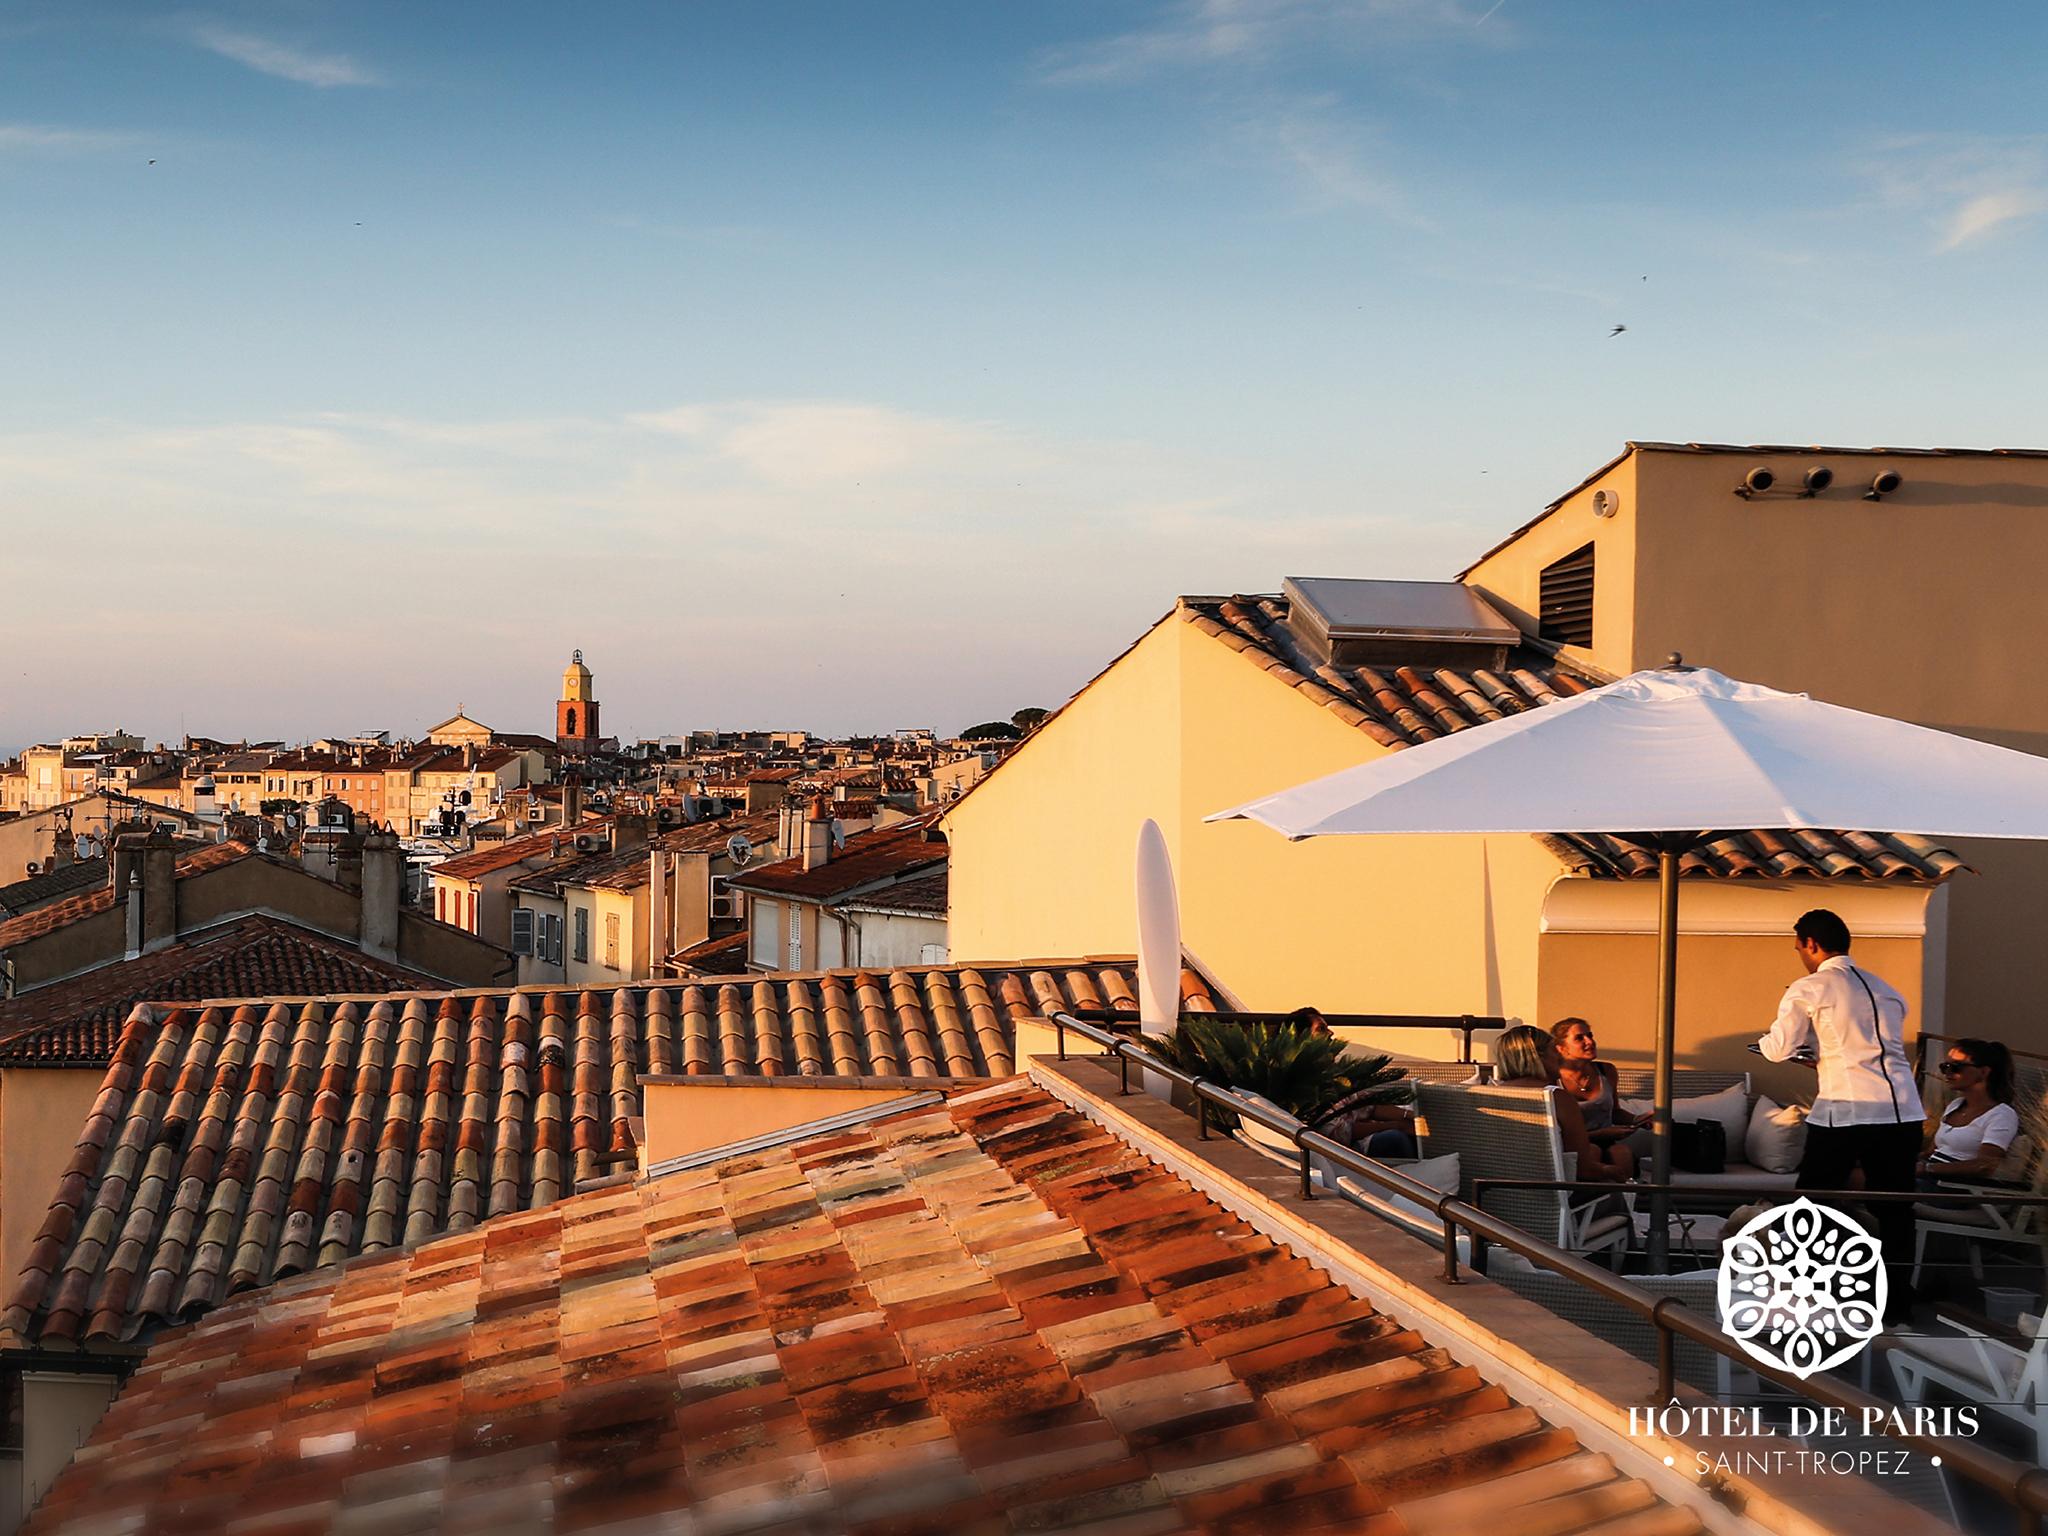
[613,813,648,851]
[463,741,476,770]
[124,870,143,959]
[110,831,147,896]
[563,777,583,829]
[140,829,178,953]
[360,831,401,962]
[802,797,832,872]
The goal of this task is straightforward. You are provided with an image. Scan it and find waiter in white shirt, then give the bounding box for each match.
[1755,908,1922,1320]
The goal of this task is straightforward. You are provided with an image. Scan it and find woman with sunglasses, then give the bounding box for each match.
[1919,1039,2020,1182]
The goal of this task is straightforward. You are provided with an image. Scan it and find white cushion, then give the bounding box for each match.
[1622,1086,1752,1150]
[1387,1151,1461,1196]
[1745,1095,1808,1175]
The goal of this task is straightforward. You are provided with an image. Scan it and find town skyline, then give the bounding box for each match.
[8,2,2048,751]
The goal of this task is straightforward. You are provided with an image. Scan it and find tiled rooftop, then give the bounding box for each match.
[1183,596,1968,884]
[665,929,750,975]
[0,856,110,916]
[0,958,1214,1349]
[0,840,254,948]
[22,1079,1700,1536]
[0,916,442,1067]
[841,865,949,916]
[728,815,946,903]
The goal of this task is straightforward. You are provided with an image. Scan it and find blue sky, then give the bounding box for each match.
[4,0,2046,749]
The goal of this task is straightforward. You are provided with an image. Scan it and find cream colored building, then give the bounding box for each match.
[944,441,2048,1077]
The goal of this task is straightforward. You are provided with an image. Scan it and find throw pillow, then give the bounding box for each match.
[1744,1094,1808,1174]
[1672,1082,1750,1153]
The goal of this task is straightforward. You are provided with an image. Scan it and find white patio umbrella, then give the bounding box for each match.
[1208,664,2048,1255]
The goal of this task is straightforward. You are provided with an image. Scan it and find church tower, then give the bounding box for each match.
[556,649,601,754]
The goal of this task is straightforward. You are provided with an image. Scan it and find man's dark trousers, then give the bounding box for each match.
[1797,1121,1923,1321]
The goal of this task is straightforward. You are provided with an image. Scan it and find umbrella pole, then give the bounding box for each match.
[1648,844,1680,1273]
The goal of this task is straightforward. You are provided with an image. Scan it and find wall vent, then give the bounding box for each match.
[1538,543,1596,647]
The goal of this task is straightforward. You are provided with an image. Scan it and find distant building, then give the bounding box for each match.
[556,649,602,755]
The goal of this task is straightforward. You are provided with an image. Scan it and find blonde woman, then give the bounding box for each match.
[1494,1024,1635,1184]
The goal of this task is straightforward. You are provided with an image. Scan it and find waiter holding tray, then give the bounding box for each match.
[1754,908,1922,1321]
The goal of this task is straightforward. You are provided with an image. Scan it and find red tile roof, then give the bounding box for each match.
[1182,596,1969,884]
[0,916,441,1067]
[0,841,254,949]
[727,814,946,903]
[21,1079,1699,1536]
[0,959,1217,1350]
[427,821,602,881]
[664,929,750,975]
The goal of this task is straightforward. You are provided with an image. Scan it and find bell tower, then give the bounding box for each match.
[556,649,600,754]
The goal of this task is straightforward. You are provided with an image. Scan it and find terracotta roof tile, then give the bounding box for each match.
[0,959,1214,1350]
[20,1081,1699,1536]
[0,916,442,1067]
[0,840,254,948]
[727,815,946,903]
[1182,596,1969,884]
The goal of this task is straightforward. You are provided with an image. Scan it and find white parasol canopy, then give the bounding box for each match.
[1208,664,2048,1266]
[1211,667,2048,842]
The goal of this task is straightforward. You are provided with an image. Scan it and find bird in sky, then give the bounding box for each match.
[147,159,156,166]
[1610,324,1627,338]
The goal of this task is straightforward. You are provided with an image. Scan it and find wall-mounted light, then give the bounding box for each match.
[1864,470,1902,502]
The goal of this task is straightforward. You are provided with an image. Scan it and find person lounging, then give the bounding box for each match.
[1494,1023,1634,1184]
[1919,1038,2020,1183]
[1550,1016,1651,1155]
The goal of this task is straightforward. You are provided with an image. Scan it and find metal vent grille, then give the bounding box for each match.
[1539,543,1595,647]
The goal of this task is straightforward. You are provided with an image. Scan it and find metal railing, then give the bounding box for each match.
[1047,1009,2048,1532]
[1064,1006,1501,1063]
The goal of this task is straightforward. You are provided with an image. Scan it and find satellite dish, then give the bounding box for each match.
[284,812,303,831]
[23,861,39,877]
[459,790,473,805]
[1591,488,1621,519]
[726,833,753,866]
[829,818,846,850]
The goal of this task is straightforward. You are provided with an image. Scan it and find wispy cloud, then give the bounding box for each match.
[1238,95,1433,227]
[0,123,140,154]
[1860,134,2048,252]
[1036,0,1506,86]
[189,23,377,88]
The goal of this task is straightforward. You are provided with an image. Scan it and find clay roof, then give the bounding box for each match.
[664,929,750,975]
[428,821,601,881]
[0,857,109,916]
[0,917,441,1068]
[841,865,949,916]
[23,1078,1700,1536]
[0,958,1216,1351]
[728,815,947,903]
[1182,596,1969,884]
[0,840,255,949]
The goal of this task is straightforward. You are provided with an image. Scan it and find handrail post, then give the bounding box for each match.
[1118,1048,1130,1096]
[1442,1206,1461,1284]
[1196,1092,1208,1140]
[1654,1303,1676,1401]
[1055,1016,1066,1060]
[1458,1015,1474,1065]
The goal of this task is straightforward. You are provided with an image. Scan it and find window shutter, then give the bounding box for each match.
[574,908,589,963]
[1539,542,1596,647]
[512,908,534,955]
[604,912,620,969]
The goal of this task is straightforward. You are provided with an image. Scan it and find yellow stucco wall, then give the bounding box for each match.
[948,614,1562,1037]
[1461,453,1639,679]
[946,619,1184,962]
[0,1067,106,1294]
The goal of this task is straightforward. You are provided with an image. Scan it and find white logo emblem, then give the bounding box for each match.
[1717,1197,1886,1378]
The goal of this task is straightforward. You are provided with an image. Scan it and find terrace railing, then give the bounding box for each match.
[1046,1009,2048,1534]
[1064,1006,1502,1064]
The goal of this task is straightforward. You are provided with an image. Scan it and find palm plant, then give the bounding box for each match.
[1153,1018,1408,1133]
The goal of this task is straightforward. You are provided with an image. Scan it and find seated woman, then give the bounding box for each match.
[1494,1023,1634,1184]
[1919,1038,2021,1182]
[1549,1017,1651,1154]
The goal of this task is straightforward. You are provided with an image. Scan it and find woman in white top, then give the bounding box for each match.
[1919,1038,2021,1181]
